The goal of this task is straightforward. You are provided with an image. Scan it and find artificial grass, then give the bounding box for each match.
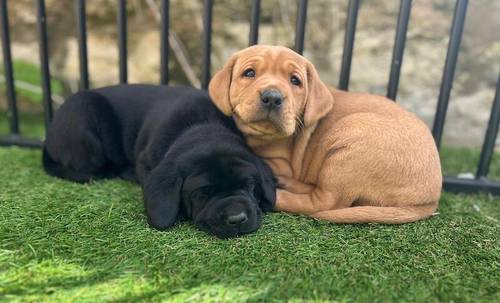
[0,147,499,302]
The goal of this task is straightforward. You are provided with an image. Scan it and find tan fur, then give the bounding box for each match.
[209,45,442,224]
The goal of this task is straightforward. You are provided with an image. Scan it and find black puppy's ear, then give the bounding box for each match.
[143,162,183,230]
[254,159,276,212]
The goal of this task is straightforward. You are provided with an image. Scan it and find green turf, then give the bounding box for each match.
[0,147,499,302]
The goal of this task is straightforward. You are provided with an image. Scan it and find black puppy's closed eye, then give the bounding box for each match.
[190,187,212,203]
[243,68,255,78]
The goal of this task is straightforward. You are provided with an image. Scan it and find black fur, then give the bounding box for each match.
[43,84,276,238]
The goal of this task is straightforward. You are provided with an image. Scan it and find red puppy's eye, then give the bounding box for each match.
[243,68,256,78]
[290,75,301,86]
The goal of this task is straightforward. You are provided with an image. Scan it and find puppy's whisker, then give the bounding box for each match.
[294,115,305,132]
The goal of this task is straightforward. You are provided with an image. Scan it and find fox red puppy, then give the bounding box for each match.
[209,45,442,224]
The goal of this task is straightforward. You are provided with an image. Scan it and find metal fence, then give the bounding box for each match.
[0,0,499,195]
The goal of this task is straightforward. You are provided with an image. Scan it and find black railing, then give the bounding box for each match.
[0,0,16,135]
[0,0,499,195]
[432,0,469,149]
[338,0,360,91]
[160,0,170,85]
[386,0,411,101]
[76,0,89,90]
[294,0,308,55]
[37,0,53,132]
[201,0,213,90]
[249,0,260,46]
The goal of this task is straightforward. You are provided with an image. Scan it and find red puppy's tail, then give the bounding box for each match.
[311,204,438,224]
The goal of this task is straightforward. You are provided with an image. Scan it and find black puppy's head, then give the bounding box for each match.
[182,153,275,238]
[144,149,275,239]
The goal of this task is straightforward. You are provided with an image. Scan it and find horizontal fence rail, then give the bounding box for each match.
[0,0,499,196]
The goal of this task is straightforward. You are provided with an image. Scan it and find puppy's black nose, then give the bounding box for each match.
[261,90,283,109]
[226,212,248,225]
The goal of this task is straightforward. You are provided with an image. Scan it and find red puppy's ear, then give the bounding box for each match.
[208,54,238,116]
[303,61,333,127]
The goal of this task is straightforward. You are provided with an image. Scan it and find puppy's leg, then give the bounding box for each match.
[276,175,315,194]
[310,203,438,224]
[275,188,345,214]
[277,183,438,224]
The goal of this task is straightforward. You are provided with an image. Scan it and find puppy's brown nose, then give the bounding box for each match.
[261,90,283,110]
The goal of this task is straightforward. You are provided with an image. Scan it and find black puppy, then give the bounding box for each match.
[43,85,276,238]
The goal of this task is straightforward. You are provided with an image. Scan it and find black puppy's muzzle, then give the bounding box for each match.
[194,194,262,239]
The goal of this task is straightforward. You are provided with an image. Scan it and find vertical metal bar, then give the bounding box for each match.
[248,0,260,46]
[37,0,53,130]
[432,0,468,148]
[0,0,19,134]
[294,0,308,55]
[201,0,213,90]
[160,0,169,85]
[338,0,360,91]
[476,75,500,179]
[75,0,89,90]
[387,0,412,101]
[117,0,127,84]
